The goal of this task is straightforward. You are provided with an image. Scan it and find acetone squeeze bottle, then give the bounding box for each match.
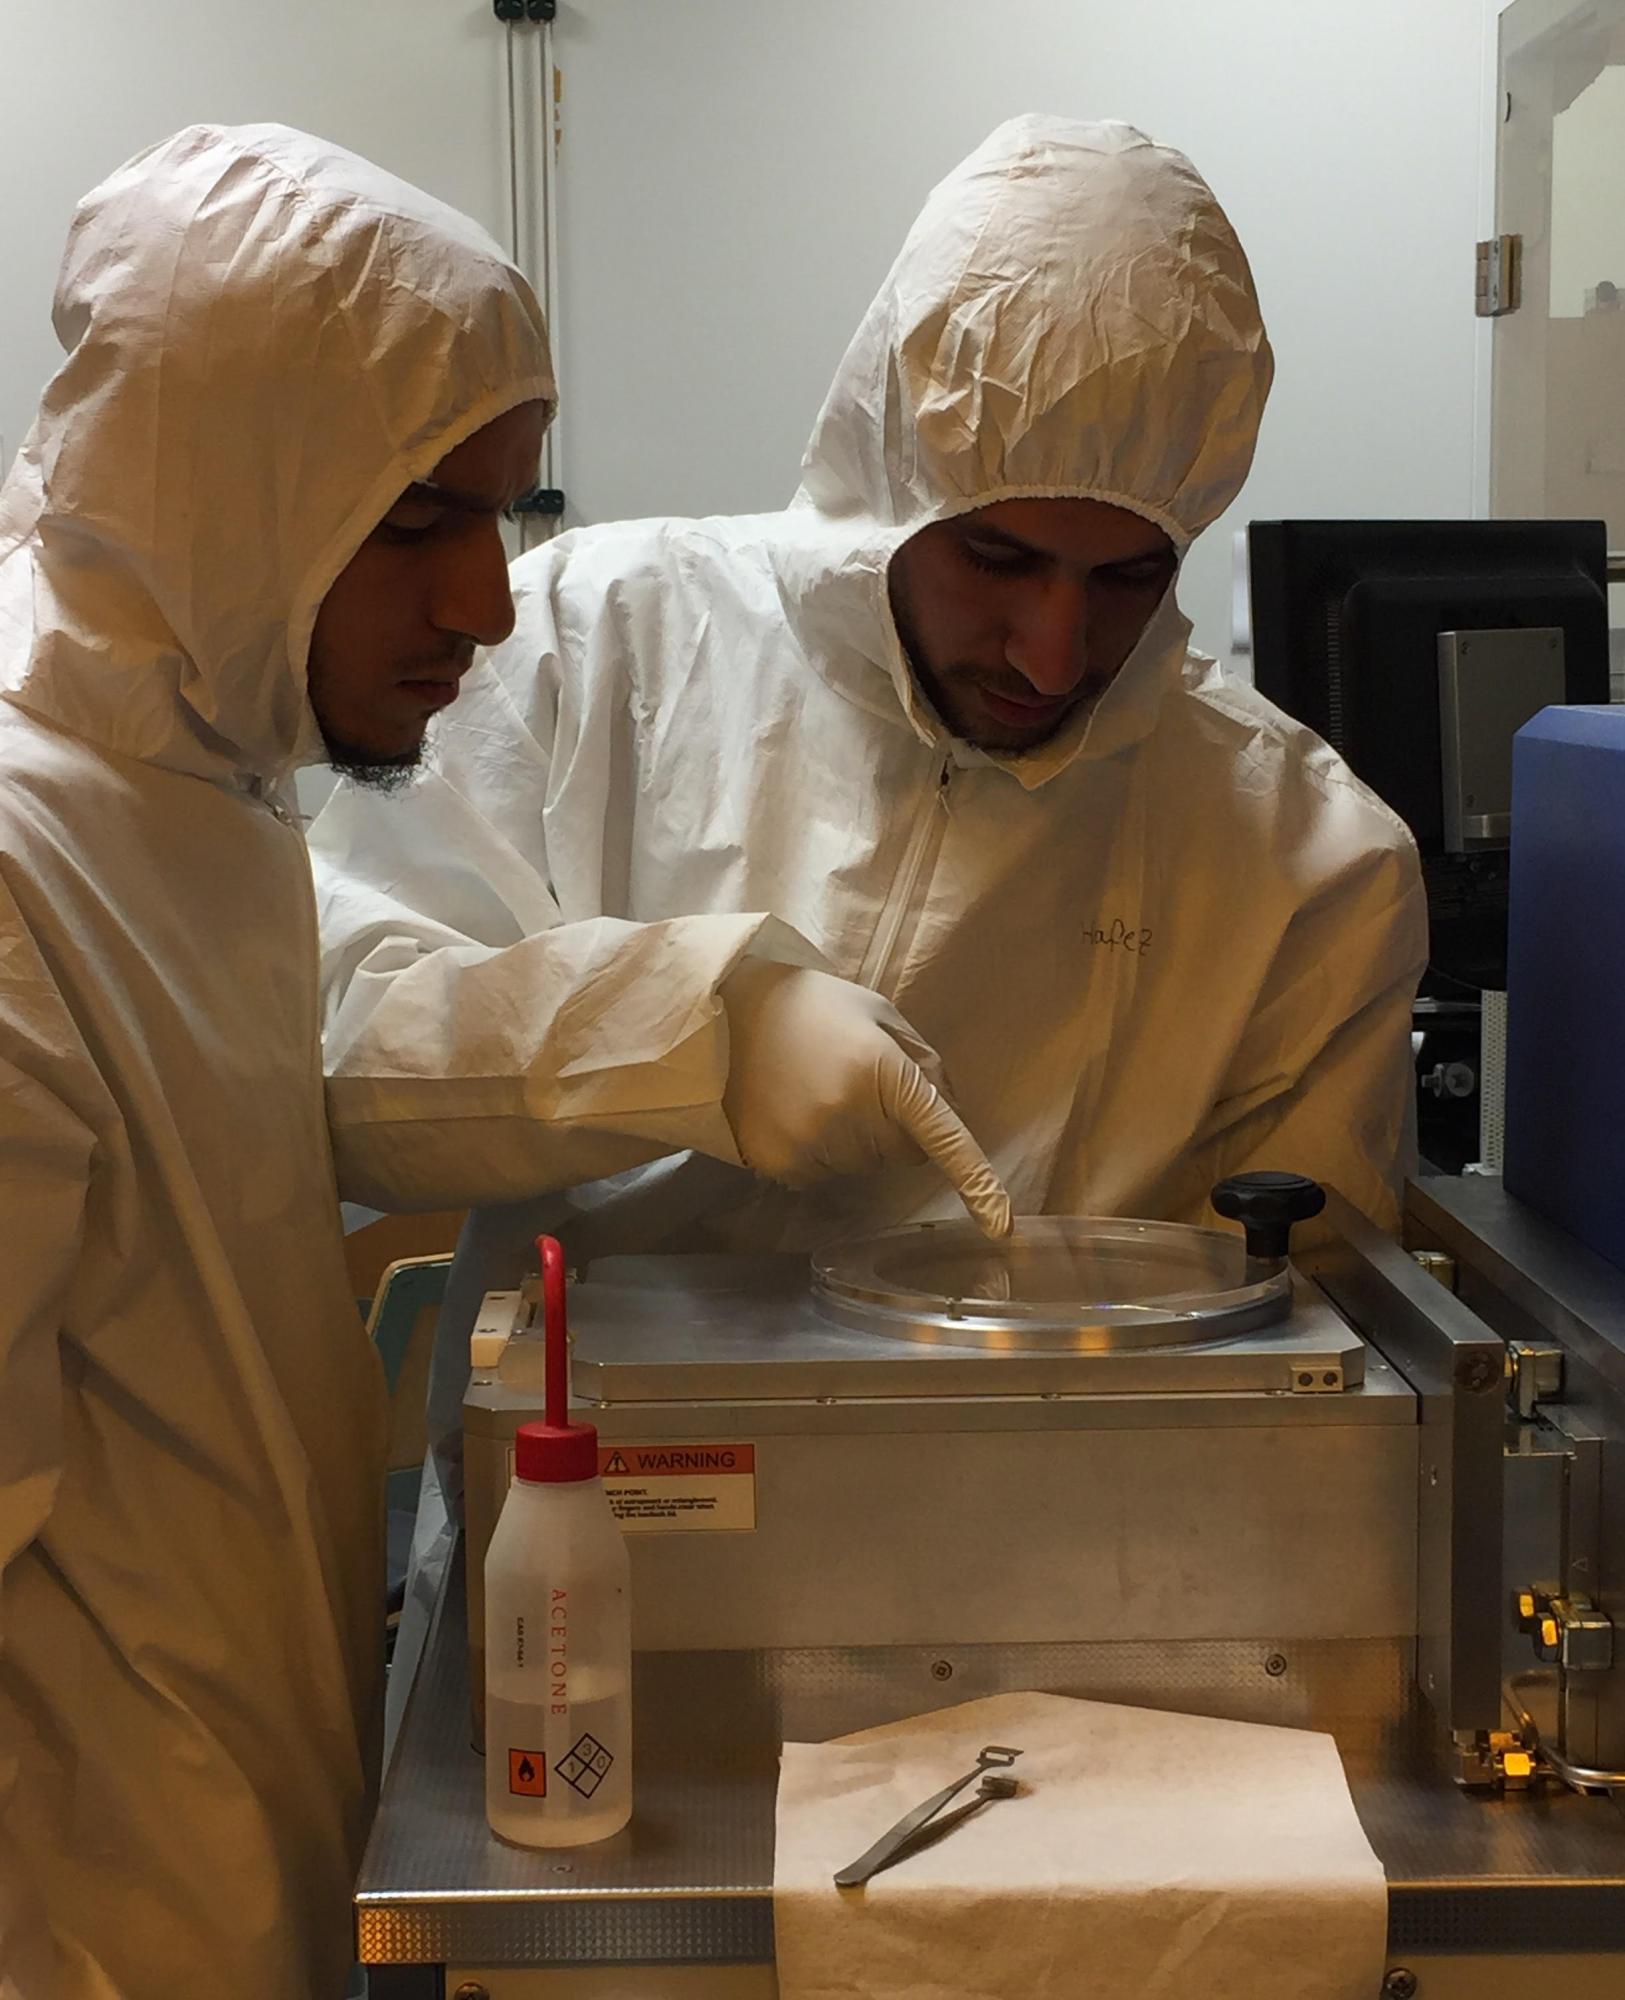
[485,1236,632,1847]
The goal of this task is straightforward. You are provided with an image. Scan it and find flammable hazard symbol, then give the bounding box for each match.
[508,1748,547,1798]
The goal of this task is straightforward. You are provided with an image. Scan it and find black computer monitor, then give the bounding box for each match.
[1248,519,1610,991]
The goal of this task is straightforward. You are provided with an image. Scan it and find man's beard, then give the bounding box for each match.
[890,594,1083,755]
[318,726,424,794]
[908,652,1091,754]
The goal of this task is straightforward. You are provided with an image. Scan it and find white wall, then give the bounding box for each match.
[2,0,1499,664]
[0,3,516,469]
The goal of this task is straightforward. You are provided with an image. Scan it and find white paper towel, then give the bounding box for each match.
[774,1691,1388,2000]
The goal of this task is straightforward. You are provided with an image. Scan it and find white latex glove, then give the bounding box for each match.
[719,959,1013,1240]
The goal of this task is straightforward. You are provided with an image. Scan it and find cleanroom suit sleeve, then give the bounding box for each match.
[311,771,810,1213]
[0,897,94,1930]
[1169,837,1428,1236]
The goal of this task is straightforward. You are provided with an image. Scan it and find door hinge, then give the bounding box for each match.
[1476,234,1522,318]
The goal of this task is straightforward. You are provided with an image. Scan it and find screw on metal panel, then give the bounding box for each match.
[1265,1653,1289,1678]
[1456,1352,1499,1394]
[454,1984,492,2000]
[931,1659,955,1681]
[1383,1971,1419,2000]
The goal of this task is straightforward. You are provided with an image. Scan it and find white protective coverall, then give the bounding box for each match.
[311,118,1428,1709]
[0,126,569,1999]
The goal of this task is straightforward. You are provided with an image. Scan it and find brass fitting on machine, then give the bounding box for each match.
[1450,1727,1537,1790]
[1514,1588,1615,1673]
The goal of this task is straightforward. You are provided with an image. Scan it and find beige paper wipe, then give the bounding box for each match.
[774,1691,1387,2000]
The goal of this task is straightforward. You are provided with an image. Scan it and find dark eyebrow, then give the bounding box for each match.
[1103,541,1176,567]
[955,519,1173,565]
[956,521,1039,556]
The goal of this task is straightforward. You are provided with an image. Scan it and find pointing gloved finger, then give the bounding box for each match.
[881,1056,1014,1241]
[875,1013,952,1099]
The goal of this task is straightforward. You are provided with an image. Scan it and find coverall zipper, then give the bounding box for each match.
[862,756,952,997]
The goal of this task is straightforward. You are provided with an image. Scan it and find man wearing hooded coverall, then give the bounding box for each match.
[0,125,1005,2000]
[310,115,1429,1696]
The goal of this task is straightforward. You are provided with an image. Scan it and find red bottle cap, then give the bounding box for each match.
[513,1236,599,1485]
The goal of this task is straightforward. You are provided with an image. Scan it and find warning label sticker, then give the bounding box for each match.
[597,1442,756,1535]
[508,1748,546,1797]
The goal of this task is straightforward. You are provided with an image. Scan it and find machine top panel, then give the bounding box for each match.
[494,1255,1402,1409]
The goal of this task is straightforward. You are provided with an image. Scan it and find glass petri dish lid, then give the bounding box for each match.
[811,1215,1292,1353]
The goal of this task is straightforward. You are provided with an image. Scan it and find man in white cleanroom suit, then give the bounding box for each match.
[0,125,999,2000]
[310,114,1428,1709]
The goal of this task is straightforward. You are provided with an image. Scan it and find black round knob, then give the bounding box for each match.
[1210,1172,1326,1263]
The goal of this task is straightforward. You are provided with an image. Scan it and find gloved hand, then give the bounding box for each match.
[719,959,1013,1240]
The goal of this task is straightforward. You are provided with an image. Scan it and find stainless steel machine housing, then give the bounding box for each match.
[463,1218,1417,1695]
[357,1188,1625,1997]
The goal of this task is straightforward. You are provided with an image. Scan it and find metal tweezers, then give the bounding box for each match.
[833,1744,1022,1888]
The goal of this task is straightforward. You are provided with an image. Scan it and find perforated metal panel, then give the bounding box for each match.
[1479,988,1508,1170]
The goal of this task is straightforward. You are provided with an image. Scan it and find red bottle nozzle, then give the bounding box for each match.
[541,1233,569,1431]
[513,1236,599,1484]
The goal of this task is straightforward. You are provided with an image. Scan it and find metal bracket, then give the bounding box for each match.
[1557,1598,1615,1674]
[1517,1588,1615,1673]
[1507,1341,1563,1419]
[1299,1193,1505,1739]
[1411,1248,1457,1291]
[1475,233,1522,317]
